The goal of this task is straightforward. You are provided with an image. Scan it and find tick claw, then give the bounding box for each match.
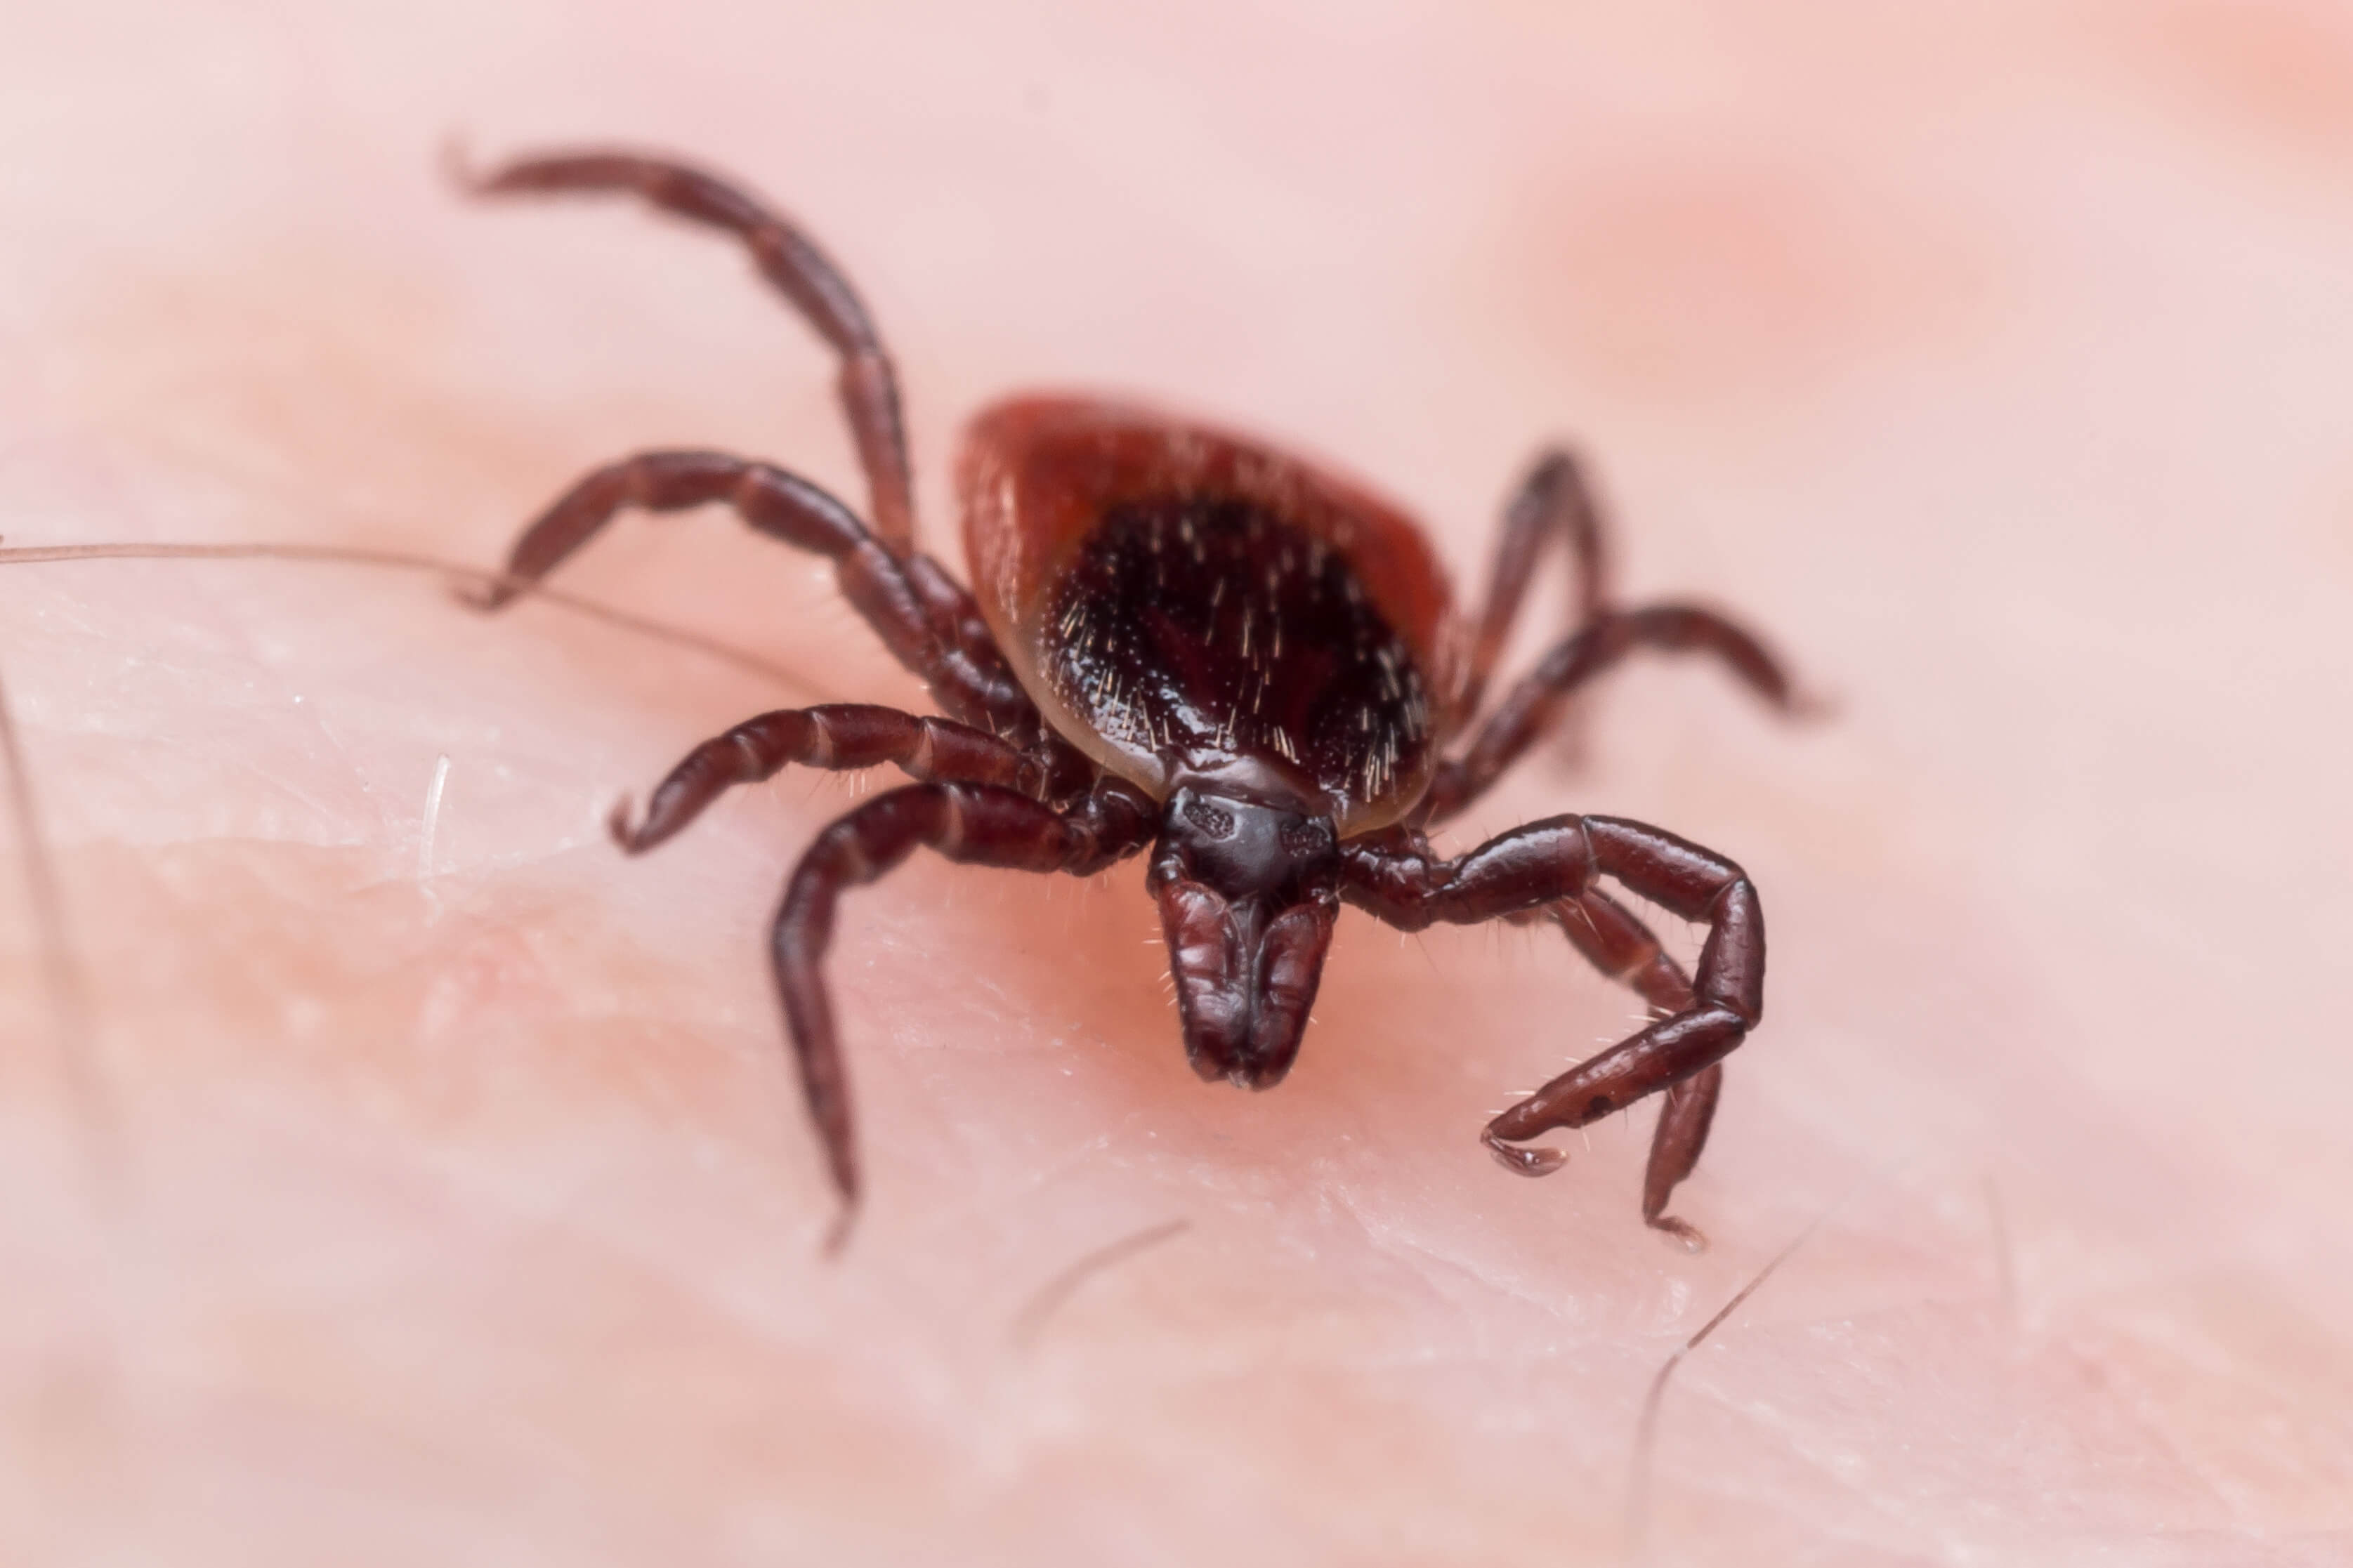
[454,579,512,612]
[1648,1215,1708,1253]
[1483,1128,1567,1178]
[1786,687,1840,723]
[606,796,645,851]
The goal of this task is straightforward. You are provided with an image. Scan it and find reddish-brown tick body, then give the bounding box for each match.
[462,148,1804,1249]
[962,397,1454,834]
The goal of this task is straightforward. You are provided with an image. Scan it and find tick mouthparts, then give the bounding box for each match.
[1157,881,1336,1091]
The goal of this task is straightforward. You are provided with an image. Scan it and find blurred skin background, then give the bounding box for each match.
[4,2,2352,1563]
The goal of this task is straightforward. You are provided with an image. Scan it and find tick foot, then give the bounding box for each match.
[1483,1126,1567,1178]
[1646,1213,1709,1253]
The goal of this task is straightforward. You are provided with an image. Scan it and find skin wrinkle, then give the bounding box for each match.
[6,2,2353,1564]
[1326,1187,1583,1325]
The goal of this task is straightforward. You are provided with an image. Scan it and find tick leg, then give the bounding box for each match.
[469,449,1034,734]
[774,780,1155,1244]
[461,148,919,555]
[1550,889,1721,1246]
[1340,815,1759,1232]
[1638,1067,1723,1249]
[1455,447,1610,725]
[1420,605,1800,825]
[1551,885,1689,1015]
[614,704,1047,854]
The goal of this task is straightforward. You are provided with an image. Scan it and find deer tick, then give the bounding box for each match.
[459,149,1802,1247]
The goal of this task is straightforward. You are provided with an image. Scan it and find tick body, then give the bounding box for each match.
[460,148,1802,1246]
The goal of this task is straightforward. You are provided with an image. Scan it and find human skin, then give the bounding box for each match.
[6,2,2353,1564]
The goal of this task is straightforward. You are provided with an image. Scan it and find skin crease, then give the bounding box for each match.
[6,1,2353,1564]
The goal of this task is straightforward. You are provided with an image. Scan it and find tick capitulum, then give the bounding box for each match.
[457,147,1803,1249]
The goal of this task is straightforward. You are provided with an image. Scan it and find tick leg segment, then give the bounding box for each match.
[470,449,1033,733]
[613,704,1045,855]
[1549,889,1722,1246]
[1420,605,1799,825]
[463,148,919,555]
[1455,448,1611,725]
[774,780,1155,1239]
[1340,816,1759,1229]
[1637,1067,1722,1249]
[1551,886,1689,1015]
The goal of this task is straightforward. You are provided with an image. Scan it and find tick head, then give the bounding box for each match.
[1148,787,1341,1089]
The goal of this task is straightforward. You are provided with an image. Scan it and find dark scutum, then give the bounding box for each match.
[1043,496,1434,809]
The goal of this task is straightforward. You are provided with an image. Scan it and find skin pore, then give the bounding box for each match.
[7,3,2353,1563]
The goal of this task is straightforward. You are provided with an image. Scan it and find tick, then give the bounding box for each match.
[458,149,1802,1246]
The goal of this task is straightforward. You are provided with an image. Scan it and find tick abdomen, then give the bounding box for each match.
[959,397,1458,830]
[1042,494,1434,819]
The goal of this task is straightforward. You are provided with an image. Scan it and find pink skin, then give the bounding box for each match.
[7,4,2353,1562]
